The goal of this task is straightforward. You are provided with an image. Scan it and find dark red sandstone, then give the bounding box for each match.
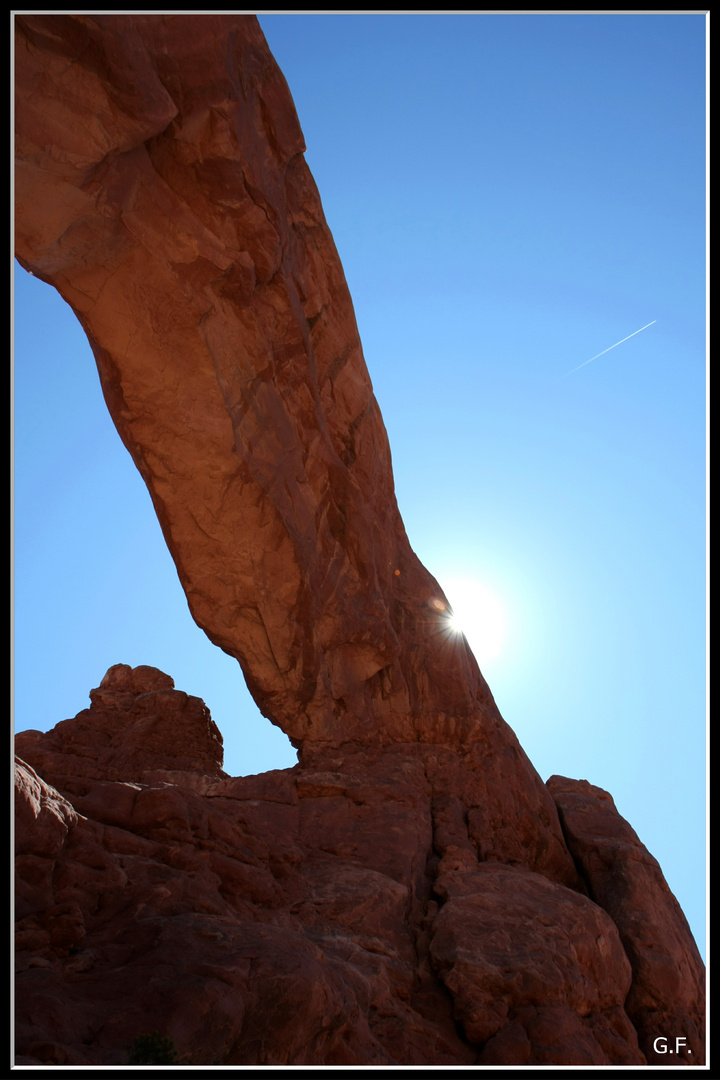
[14,14,705,1066]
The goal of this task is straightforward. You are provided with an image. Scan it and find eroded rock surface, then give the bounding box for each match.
[17,664,225,795]
[16,664,705,1066]
[547,776,706,1066]
[15,11,487,748]
[14,13,705,1067]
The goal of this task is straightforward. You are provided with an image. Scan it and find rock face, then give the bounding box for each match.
[14,14,705,1067]
[14,665,704,1066]
[547,776,706,1066]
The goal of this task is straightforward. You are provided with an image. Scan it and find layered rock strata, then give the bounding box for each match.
[14,14,705,1066]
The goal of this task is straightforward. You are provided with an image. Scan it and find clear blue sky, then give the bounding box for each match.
[13,13,707,958]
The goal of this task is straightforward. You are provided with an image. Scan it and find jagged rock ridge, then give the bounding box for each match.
[14,14,705,1066]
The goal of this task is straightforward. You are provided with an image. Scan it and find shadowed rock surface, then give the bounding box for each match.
[547,776,705,1066]
[14,14,705,1066]
[15,664,702,1067]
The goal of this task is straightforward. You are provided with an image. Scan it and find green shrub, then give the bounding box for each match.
[125,1031,189,1065]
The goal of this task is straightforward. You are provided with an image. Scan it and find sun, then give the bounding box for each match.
[441,577,508,666]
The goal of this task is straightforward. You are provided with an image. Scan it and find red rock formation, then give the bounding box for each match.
[14,668,705,1065]
[14,14,705,1067]
[547,776,706,1066]
[17,664,226,793]
[15,10,484,749]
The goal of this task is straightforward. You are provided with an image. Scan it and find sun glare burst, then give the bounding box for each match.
[441,577,508,665]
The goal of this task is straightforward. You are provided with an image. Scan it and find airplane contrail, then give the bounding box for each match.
[561,320,657,377]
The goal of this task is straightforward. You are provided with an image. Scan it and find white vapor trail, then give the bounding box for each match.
[561,320,657,377]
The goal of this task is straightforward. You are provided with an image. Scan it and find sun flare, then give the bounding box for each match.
[441,577,508,665]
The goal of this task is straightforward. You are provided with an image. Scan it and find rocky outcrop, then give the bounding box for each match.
[17,664,226,794]
[14,664,702,1066]
[14,14,705,1066]
[547,776,706,1065]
